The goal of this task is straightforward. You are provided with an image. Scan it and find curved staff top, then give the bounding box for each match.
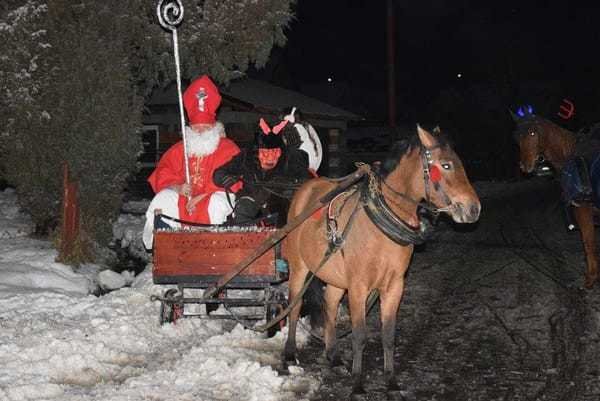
[156,0,190,187]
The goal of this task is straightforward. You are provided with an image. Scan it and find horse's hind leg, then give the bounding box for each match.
[323,285,345,367]
[573,204,598,288]
[347,285,369,394]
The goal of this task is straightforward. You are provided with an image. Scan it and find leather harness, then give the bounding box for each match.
[327,145,448,247]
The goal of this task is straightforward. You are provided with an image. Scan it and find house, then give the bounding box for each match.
[137,78,362,190]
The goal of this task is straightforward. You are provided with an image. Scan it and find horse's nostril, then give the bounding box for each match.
[469,203,481,219]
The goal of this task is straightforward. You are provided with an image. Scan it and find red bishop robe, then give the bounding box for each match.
[148,138,242,224]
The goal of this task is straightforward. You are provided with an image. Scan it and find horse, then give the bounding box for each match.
[511,108,600,289]
[282,125,481,394]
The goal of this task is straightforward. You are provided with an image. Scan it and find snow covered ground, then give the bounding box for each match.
[0,188,318,401]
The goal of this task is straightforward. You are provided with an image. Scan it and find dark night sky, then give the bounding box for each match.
[258,0,600,123]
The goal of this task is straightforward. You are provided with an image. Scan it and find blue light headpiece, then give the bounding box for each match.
[516,104,534,118]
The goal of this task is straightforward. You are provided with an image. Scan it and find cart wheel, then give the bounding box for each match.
[159,289,183,325]
[205,302,219,315]
[205,289,225,315]
[265,302,287,338]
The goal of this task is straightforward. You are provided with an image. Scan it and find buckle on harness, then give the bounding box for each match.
[327,218,344,247]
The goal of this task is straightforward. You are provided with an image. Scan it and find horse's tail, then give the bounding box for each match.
[300,272,325,330]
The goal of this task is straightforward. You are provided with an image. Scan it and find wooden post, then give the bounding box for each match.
[58,162,79,261]
[386,0,396,127]
[328,128,341,177]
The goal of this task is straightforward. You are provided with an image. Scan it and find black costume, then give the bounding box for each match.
[213,124,310,224]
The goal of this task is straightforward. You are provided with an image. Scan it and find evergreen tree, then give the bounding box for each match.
[0,0,295,262]
[0,1,58,230]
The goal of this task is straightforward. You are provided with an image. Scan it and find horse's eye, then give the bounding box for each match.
[441,162,452,170]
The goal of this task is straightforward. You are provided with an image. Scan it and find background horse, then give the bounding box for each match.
[512,109,600,288]
[283,125,481,394]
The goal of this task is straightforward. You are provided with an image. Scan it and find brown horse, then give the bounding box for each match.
[283,125,481,394]
[512,110,599,288]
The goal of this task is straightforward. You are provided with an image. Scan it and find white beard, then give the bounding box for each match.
[185,122,225,157]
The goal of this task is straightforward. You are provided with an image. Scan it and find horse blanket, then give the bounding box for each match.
[561,153,600,206]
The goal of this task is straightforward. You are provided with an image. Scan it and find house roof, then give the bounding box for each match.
[220,78,362,122]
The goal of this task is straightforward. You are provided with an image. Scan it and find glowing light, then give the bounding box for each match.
[327,77,333,83]
[457,73,462,78]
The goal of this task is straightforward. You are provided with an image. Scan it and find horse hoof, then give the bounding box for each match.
[276,364,291,376]
[387,379,400,392]
[351,382,366,395]
[584,275,597,289]
[327,354,343,368]
[285,357,299,366]
[282,352,298,365]
[350,391,367,401]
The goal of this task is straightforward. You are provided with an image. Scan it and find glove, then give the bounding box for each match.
[221,174,239,189]
[284,126,302,149]
[232,196,260,224]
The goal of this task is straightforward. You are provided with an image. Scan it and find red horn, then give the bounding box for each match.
[557,98,575,120]
[272,119,289,134]
[259,118,271,135]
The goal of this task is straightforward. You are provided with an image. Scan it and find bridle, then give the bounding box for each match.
[516,119,552,176]
[361,144,454,245]
[379,144,453,215]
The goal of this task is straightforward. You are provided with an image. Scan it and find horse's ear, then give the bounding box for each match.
[508,108,519,122]
[416,124,437,148]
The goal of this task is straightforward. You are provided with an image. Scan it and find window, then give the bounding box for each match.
[139,125,160,167]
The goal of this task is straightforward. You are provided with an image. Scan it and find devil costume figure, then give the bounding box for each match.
[213,116,310,224]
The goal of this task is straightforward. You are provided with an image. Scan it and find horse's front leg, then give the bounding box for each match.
[379,279,405,391]
[348,285,368,394]
[573,204,598,288]
[323,285,345,367]
[283,267,309,365]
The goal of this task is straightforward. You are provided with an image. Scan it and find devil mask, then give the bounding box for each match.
[256,117,285,170]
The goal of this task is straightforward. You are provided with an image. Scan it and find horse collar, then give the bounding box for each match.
[361,174,433,246]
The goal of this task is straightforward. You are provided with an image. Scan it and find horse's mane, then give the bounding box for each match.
[380,130,451,177]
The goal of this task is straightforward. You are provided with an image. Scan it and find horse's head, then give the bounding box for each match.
[510,109,545,174]
[510,108,568,175]
[416,125,481,223]
[516,122,546,174]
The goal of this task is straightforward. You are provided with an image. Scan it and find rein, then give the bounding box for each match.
[255,196,363,332]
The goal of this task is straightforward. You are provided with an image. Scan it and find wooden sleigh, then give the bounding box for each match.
[151,217,288,337]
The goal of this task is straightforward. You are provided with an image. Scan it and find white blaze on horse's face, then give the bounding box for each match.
[417,125,481,224]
